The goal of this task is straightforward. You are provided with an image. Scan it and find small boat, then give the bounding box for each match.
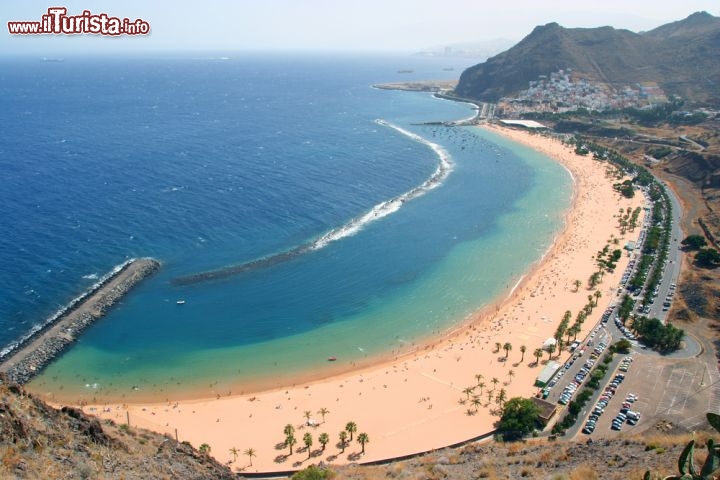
[327,356,337,362]
[176,300,186,305]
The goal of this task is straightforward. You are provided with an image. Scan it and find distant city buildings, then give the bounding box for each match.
[497,69,668,116]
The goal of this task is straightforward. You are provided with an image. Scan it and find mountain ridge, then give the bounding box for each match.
[455,12,720,105]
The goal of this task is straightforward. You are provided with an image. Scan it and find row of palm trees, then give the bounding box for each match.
[531,267,609,367]
[228,446,256,466]
[493,342,528,363]
[282,421,370,458]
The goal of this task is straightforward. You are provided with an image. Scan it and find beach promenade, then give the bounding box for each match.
[63,127,646,474]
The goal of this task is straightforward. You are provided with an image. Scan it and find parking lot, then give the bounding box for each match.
[572,346,720,439]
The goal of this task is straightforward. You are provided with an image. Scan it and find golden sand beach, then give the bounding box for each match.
[76,125,645,473]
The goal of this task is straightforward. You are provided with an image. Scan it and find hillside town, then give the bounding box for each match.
[497,69,669,116]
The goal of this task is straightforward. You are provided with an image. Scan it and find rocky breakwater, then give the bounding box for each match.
[0,258,160,385]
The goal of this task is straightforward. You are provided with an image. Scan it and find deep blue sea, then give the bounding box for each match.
[0,54,571,401]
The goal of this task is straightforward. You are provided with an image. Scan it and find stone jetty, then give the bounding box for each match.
[0,258,160,385]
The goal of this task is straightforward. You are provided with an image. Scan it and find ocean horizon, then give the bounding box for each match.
[0,54,572,401]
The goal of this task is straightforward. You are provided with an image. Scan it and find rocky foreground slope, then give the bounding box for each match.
[0,374,234,479]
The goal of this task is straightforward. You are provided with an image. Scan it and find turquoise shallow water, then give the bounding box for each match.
[0,54,571,401]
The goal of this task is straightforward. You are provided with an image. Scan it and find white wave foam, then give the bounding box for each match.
[172,123,454,285]
[308,120,452,252]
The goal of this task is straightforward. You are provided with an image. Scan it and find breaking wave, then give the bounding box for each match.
[171,120,452,286]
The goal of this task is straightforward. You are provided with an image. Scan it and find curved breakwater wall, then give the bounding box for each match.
[0,258,160,385]
[172,120,451,287]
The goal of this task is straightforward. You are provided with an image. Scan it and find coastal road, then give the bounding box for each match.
[645,183,684,322]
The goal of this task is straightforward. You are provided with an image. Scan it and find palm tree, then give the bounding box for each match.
[229,447,239,463]
[477,381,485,395]
[199,443,211,456]
[565,325,576,343]
[471,396,482,411]
[339,431,348,453]
[286,434,297,455]
[303,410,312,424]
[587,295,594,310]
[496,388,507,406]
[345,421,357,442]
[594,290,602,306]
[474,373,484,386]
[503,342,512,359]
[573,279,582,292]
[317,407,329,424]
[486,390,493,403]
[533,347,543,365]
[303,432,313,459]
[543,343,555,361]
[491,377,499,390]
[284,424,295,438]
[244,448,256,466]
[463,386,475,399]
[519,345,527,363]
[357,433,369,454]
[318,433,329,451]
[494,342,501,353]
[507,369,515,383]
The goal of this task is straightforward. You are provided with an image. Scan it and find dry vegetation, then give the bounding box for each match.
[0,374,234,479]
[326,432,698,479]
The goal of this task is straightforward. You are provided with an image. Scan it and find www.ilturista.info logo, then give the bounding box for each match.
[8,7,150,36]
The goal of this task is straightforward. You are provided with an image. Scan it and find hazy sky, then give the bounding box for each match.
[3,0,719,54]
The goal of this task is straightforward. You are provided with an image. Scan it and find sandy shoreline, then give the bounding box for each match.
[48,126,644,473]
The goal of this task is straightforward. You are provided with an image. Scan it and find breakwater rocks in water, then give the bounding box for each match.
[172,120,452,287]
[0,258,160,385]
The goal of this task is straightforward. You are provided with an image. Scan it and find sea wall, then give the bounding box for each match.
[0,258,160,385]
